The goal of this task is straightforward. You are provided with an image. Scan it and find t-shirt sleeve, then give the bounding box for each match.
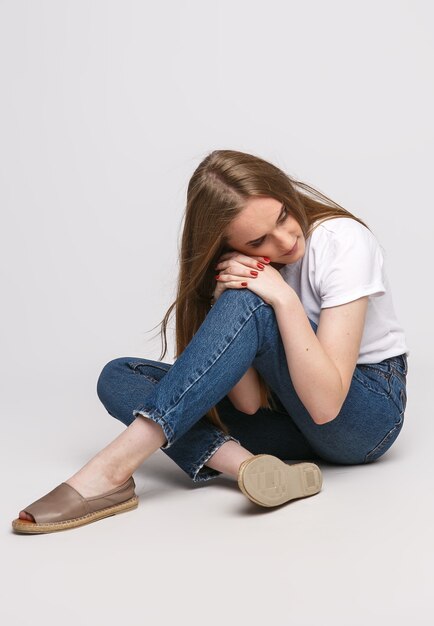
[313,221,386,309]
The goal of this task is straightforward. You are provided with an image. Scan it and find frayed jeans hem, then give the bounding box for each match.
[132,407,175,450]
[190,434,242,483]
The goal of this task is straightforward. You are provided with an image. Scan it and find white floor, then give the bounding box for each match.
[2,359,432,626]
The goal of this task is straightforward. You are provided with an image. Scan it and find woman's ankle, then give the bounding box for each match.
[66,455,130,497]
[204,440,254,477]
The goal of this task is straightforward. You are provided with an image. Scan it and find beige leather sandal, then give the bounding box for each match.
[12,476,138,534]
[238,454,323,507]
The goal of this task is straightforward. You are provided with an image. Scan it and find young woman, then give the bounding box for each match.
[12,149,408,533]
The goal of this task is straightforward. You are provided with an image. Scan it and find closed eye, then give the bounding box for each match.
[250,238,265,248]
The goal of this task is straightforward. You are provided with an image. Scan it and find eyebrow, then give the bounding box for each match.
[244,203,285,246]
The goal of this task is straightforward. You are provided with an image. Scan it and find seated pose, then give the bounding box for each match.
[12,149,409,534]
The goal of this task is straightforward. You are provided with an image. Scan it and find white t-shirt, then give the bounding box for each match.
[278,217,409,364]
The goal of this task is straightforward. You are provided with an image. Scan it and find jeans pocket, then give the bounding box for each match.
[364,413,404,463]
[353,363,392,398]
[127,360,171,382]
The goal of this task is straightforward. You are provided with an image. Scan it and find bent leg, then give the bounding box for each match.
[128,289,272,447]
[97,355,319,483]
[97,356,246,482]
[98,287,401,480]
[120,287,402,467]
[97,288,324,475]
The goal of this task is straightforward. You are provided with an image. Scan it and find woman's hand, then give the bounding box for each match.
[213,251,292,307]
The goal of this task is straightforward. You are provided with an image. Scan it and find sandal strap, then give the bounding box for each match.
[23,477,136,524]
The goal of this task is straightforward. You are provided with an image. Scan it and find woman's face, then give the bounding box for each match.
[224,196,305,264]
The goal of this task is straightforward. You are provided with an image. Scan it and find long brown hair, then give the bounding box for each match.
[154,149,370,434]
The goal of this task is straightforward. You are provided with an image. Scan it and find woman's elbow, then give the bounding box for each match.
[230,400,261,415]
[311,404,342,425]
[238,404,261,415]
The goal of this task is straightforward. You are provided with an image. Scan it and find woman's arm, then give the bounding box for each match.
[272,287,369,425]
[227,366,262,415]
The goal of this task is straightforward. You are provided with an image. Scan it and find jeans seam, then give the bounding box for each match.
[358,365,391,380]
[128,362,171,374]
[399,387,407,417]
[161,301,267,421]
[390,363,407,386]
[132,297,265,454]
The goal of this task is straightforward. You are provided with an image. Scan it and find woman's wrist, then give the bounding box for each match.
[270,284,297,309]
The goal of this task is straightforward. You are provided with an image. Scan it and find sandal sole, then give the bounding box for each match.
[238,454,322,507]
[11,495,139,534]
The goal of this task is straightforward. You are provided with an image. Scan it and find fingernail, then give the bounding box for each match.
[250,270,258,276]
[215,275,220,279]
[263,257,271,262]
[241,282,248,287]
[257,263,264,269]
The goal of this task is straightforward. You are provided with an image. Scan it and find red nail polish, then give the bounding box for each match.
[263,257,271,262]
[250,270,258,276]
[257,263,264,269]
[241,282,248,286]
[215,275,220,279]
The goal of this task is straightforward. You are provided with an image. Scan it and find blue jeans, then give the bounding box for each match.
[96,288,408,483]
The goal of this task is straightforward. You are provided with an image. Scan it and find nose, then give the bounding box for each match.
[276,234,293,254]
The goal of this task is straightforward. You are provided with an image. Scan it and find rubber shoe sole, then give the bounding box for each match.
[237,454,323,507]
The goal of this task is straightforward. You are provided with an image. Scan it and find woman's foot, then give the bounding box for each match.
[13,476,138,534]
[17,413,167,523]
[18,460,130,522]
[237,454,323,507]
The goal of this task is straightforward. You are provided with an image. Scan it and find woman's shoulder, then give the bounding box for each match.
[306,217,384,272]
[309,216,377,246]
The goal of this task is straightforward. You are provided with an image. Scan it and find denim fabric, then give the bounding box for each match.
[96,288,407,483]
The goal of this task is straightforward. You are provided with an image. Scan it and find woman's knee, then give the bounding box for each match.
[96,356,171,406]
[96,357,132,404]
[218,290,318,350]
[217,286,269,311]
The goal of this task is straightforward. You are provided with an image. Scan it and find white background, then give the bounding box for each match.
[1,1,433,625]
